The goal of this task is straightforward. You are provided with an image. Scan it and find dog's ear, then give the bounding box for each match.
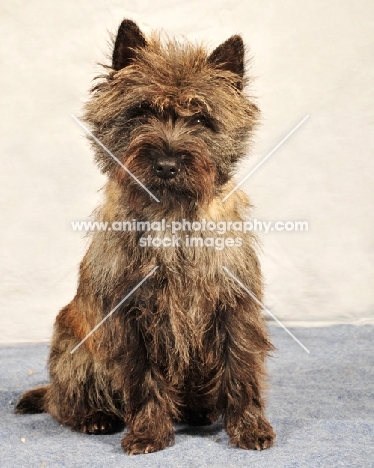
[208,35,244,88]
[112,19,146,70]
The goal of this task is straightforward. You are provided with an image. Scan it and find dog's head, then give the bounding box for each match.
[84,19,259,209]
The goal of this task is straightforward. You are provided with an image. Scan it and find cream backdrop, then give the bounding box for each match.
[1,0,373,342]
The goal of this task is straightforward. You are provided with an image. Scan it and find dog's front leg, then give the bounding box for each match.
[121,320,179,455]
[220,299,276,450]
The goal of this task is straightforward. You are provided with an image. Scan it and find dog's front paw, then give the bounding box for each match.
[227,416,275,450]
[75,412,124,435]
[121,431,174,455]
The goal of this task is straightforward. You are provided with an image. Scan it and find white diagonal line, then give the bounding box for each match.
[221,115,309,203]
[70,266,159,354]
[222,266,310,354]
[71,114,160,202]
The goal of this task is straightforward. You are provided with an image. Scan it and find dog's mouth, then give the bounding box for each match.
[121,146,217,206]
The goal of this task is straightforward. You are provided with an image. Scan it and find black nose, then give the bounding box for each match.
[153,157,180,180]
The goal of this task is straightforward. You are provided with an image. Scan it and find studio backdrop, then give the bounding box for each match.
[1,0,373,342]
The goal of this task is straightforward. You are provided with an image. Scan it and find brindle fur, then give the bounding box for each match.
[16,19,275,454]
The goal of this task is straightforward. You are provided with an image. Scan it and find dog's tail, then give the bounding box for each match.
[15,385,49,414]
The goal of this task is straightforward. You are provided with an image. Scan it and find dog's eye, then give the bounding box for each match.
[190,115,207,126]
[189,114,216,131]
[128,102,152,120]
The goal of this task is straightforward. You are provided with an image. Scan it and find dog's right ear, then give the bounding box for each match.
[112,19,146,71]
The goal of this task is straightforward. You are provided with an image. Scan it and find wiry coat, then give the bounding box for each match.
[16,19,275,454]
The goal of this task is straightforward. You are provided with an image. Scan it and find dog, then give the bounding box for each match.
[16,18,275,454]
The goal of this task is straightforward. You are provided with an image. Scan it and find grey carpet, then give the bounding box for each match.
[1,324,373,468]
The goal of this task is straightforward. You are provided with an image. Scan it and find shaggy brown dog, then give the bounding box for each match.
[15,19,275,454]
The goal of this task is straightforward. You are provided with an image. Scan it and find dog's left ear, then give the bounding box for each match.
[208,35,244,89]
[112,19,146,70]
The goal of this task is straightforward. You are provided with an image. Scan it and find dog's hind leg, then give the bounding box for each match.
[17,301,125,435]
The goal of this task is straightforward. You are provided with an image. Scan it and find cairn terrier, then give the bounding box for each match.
[16,19,275,454]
